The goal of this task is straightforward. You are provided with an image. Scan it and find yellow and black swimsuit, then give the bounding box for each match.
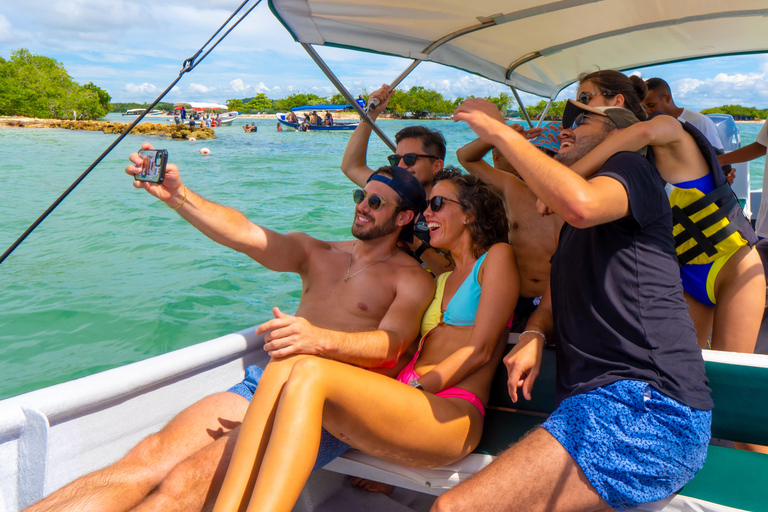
[649,113,757,305]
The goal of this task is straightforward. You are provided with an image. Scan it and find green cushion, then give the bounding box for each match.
[705,360,768,445]
[677,444,768,511]
[473,409,544,456]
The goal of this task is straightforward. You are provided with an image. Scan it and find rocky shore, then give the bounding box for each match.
[0,118,216,140]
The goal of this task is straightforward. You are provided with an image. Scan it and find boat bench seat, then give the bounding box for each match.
[324,345,768,511]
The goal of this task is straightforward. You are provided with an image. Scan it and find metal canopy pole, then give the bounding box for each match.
[301,43,396,151]
[537,97,556,127]
[510,86,534,129]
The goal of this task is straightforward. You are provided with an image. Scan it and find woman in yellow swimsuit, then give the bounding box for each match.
[212,168,519,512]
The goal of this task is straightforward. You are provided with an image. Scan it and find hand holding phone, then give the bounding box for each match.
[135,149,168,184]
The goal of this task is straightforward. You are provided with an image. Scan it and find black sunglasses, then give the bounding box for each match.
[571,112,617,130]
[428,195,463,212]
[353,189,396,210]
[387,153,439,167]
[577,91,616,105]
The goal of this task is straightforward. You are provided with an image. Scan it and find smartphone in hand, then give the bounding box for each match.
[135,149,168,184]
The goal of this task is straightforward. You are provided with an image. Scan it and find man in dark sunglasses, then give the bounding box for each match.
[31,158,435,512]
[439,98,713,512]
[342,84,446,194]
[341,84,452,274]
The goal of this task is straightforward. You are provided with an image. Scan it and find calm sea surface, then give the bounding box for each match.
[0,115,764,400]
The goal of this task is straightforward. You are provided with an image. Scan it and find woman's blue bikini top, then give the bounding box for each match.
[420,253,486,335]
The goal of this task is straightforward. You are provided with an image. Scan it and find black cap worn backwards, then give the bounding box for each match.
[367,166,426,244]
[367,166,426,213]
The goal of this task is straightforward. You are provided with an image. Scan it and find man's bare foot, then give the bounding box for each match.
[351,477,396,495]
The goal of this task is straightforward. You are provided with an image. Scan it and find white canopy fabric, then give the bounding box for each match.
[268,0,768,98]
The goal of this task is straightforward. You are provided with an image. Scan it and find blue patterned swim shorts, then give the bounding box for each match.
[228,364,351,470]
[542,380,711,511]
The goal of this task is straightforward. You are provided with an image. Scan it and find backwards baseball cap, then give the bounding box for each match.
[367,166,426,243]
[562,99,640,131]
[367,166,426,213]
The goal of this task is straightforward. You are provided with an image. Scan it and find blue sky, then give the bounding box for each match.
[3,1,768,109]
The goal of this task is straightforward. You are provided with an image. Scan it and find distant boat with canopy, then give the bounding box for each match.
[276,104,359,131]
[174,102,239,126]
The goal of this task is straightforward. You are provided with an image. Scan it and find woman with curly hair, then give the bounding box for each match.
[212,168,519,512]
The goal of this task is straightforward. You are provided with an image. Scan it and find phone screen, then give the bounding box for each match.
[135,149,168,184]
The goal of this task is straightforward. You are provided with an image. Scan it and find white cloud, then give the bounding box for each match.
[124,82,158,95]
[230,78,248,93]
[672,71,768,108]
[0,15,15,44]
[188,83,213,94]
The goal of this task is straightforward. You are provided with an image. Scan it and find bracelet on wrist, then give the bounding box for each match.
[167,185,187,210]
[520,330,546,343]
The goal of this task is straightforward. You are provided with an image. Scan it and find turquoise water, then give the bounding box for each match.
[0,116,764,400]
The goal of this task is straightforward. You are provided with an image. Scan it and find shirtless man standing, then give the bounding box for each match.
[457,124,563,331]
[24,147,434,512]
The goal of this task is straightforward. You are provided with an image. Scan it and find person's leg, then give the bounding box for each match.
[23,392,249,512]
[432,428,610,512]
[212,355,308,512]
[711,245,765,352]
[683,290,714,348]
[128,425,242,512]
[216,355,482,512]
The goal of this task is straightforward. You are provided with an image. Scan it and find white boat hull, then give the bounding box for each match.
[3,327,760,512]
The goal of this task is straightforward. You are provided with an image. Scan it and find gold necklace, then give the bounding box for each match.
[344,241,398,282]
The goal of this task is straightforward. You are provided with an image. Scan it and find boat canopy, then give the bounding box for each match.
[290,104,352,112]
[268,0,768,98]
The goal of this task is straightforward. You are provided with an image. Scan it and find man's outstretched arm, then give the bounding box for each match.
[258,265,435,368]
[126,143,313,274]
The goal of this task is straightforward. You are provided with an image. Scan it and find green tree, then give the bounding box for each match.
[272,93,326,111]
[525,99,566,121]
[701,104,767,119]
[0,49,109,119]
[485,93,511,114]
[83,82,111,113]
[244,93,272,112]
[109,102,174,113]
[226,99,245,112]
[385,86,453,117]
[328,93,347,105]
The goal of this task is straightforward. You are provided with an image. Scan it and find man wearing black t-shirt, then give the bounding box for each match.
[436,99,713,512]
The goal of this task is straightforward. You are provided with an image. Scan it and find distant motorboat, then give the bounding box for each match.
[174,102,239,127]
[121,108,164,116]
[277,104,359,131]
